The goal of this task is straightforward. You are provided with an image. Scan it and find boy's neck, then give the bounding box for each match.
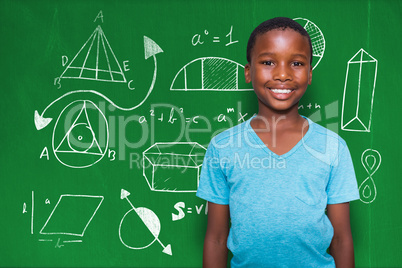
[253,103,304,131]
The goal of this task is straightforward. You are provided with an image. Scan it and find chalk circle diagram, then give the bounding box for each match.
[294,18,325,70]
[52,100,109,168]
[119,189,172,255]
[58,25,126,84]
[40,195,104,236]
[359,149,381,204]
[170,57,253,91]
[119,207,161,250]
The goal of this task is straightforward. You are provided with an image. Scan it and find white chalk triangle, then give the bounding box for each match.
[34,110,52,130]
[144,36,163,60]
[120,189,131,199]
[162,244,172,255]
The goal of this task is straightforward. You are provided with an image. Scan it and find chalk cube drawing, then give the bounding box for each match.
[341,48,377,132]
[40,195,104,236]
[143,142,207,192]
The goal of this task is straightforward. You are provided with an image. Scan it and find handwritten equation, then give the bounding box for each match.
[192,25,239,47]
[139,106,253,125]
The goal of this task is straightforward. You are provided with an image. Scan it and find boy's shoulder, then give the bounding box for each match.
[309,118,345,140]
[307,117,349,149]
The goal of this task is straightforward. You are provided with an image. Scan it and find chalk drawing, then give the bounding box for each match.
[63,240,83,243]
[172,201,208,221]
[59,25,126,83]
[341,48,378,132]
[35,36,163,131]
[40,195,104,236]
[144,36,164,60]
[31,191,34,234]
[52,100,109,168]
[170,57,252,91]
[119,189,172,255]
[55,238,64,248]
[359,149,381,204]
[294,18,325,70]
[191,25,238,47]
[143,142,207,192]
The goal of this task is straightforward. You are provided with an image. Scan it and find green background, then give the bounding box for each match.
[1,0,401,267]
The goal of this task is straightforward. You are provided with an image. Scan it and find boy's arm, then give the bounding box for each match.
[327,202,355,268]
[203,202,230,268]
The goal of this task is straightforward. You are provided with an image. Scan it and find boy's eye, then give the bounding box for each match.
[262,61,273,66]
[292,62,304,67]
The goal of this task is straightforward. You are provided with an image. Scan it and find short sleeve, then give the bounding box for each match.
[196,142,230,205]
[326,142,360,204]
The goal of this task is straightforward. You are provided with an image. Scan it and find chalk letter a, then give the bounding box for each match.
[40,147,49,160]
[94,10,104,23]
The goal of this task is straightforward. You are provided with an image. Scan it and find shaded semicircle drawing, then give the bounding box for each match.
[170,57,253,91]
[294,18,325,70]
[52,100,109,168]
[119,189,172,255]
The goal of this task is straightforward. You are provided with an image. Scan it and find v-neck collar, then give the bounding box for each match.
[245,115,314,159]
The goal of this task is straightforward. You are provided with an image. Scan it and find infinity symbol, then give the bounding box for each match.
[359,149,381,204]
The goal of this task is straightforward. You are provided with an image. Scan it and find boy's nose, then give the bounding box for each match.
[273,64,292,81]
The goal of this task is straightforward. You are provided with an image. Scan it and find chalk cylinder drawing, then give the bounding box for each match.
[142,142,207,192]
[341,48,378,132]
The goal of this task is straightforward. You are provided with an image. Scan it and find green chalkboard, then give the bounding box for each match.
[1,0,401,267]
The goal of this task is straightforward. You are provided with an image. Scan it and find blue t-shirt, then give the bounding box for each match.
[196,116,360,268]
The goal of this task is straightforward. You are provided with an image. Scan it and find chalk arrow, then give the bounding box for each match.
[162,244,172,255]
[120,189,131,199]
[35,37,163,131]
[120,189,172,255]
[144,36,163,59]
[34,110,53,130]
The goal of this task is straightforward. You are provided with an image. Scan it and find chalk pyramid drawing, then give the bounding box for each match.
[170,57,252,91]
[59,25,126,83]
[341,48,377,132]
[55,101,103,155]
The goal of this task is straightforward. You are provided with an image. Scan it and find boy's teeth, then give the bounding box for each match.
[270,89,292,94]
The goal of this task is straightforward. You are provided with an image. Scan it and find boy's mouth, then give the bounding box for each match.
[267,88,295,100]
[269,88,294,94]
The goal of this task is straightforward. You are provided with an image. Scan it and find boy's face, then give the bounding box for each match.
[245,29,312,113]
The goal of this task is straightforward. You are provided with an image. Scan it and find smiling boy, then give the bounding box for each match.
[196,17,360,267]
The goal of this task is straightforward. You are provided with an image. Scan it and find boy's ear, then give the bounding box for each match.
[308,66,313,85]
[244,63,251,83]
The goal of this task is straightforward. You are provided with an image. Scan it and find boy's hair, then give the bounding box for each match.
[246,17,313,65]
